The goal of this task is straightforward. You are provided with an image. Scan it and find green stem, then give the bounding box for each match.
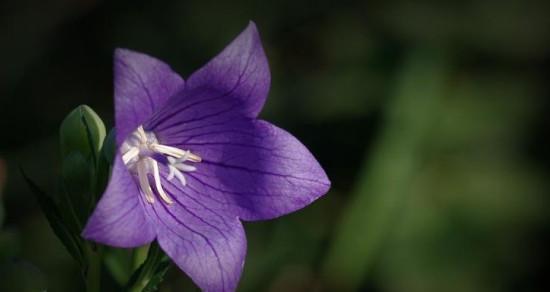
[128,245,152,292]
[128,279,148,292]
[132,244,150,271]
[86,246,102,292]
[127,270,151,292]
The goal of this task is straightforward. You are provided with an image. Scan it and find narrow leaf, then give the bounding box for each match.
[142,261,171,292]
[21,169,87,267]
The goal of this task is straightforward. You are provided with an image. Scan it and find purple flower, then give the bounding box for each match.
[82,22,330,291]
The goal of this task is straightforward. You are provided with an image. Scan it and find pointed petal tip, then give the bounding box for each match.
[245,20,258,32]
[151,204,247,292]
[79,156,158,248]
[80,225,91,240]
[114,47,137,59]
[242,20,261,42]
[178,19,270,120]
[303,166,331,206]
[80,220,105,245]
[114,48,161,66]
[319,170,332,193]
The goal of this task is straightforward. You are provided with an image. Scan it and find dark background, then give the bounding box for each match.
[1,0,549,291]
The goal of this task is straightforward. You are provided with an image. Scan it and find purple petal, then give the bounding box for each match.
[144,173,246,292]
[156,119,330,221]
[187,21,270,117]
[114,48,184,145]
[145,22,269,131]
[82,155,156,247]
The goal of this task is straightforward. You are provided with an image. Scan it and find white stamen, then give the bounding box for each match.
[137,160,155,203]
[151,144,202,162]
[122,125,201,205]
[121,141,132,153]
[136,126,147,141]
[122,147,139,164]
[151,158,173,205]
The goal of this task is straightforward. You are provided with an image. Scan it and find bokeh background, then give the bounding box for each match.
[1,0,549,291]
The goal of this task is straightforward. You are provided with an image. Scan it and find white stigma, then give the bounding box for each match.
[121,126,200,205]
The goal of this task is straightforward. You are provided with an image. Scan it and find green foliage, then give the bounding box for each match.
[125,243,171,292]
[59,105,106,160]
[322,49,450,290]
[61,151,93,224]
[102,129,117,165]
[21,170,87,268]
[103,248,134,286]
[0,259,47,292]
[23,104,174,292]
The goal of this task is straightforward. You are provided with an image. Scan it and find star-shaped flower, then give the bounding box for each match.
[82,22,330,291]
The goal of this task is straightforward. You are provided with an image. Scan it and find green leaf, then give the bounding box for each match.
[21,169,87,268]
[81,111,100,166]
[141,261,171,292]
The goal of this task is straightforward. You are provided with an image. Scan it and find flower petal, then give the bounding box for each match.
[144,176,246,292]
[145,22,269,131]
[114,48,184,145]
[82,155,156,247]
[187,21,270,117]
[157,119,330,221]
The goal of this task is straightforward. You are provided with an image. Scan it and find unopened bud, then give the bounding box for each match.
[59,105,106,159]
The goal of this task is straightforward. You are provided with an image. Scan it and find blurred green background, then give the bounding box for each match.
[1,0,549,291]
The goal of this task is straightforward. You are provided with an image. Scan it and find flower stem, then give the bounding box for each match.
[132,244,150,271]
[85,246,101,292]
[128,279,148,292]
[127,245,151,292]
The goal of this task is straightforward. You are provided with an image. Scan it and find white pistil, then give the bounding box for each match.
[151,158,173,205]
[166,156,197,187]
[122,126,201,205]
[137,160,155,203]
[168,165,187,186]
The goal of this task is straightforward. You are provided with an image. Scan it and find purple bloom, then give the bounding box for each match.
[82,22,330,291]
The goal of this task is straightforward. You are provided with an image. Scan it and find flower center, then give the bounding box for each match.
[121,126,201,204]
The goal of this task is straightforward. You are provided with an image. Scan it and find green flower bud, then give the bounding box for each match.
[61,151,92,223]
[102,129,117,165]
[59,105,106,159]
